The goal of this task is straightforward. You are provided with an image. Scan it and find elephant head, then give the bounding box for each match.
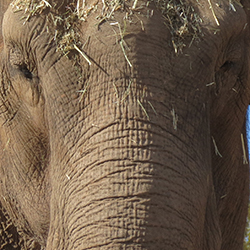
[0,0,250,249]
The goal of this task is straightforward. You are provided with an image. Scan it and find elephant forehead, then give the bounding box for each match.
[2,6,46,46]
[8,0,248,55]
[8,0,202,54]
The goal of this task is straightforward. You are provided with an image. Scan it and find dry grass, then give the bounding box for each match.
[99,0,203,53]
[10,0,237,54]
[10,0,204,54]
[155,0,203,53]
[212,136,222,158]
[241,133,248,165]
[11,0,94,56]
[170,108,178,130]
[11,0,52,22]
[137,99,150,120]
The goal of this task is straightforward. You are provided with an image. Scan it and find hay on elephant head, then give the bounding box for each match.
[11,0,52,17]
[10,0,244,54]
[154,0,202,52]
[10,0,204,54]
[11,0,90,56]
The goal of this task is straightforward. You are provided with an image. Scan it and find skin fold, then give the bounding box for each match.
[0,0,250,249]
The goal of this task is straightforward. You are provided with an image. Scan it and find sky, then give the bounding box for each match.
[247,107,250,157]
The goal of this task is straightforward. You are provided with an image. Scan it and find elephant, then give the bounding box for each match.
[0,0,250,249]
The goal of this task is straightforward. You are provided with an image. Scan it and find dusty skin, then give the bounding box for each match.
[0,0,250,249]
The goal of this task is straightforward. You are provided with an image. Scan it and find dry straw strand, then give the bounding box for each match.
[78,80,90,102]
[241,133,248,165]
[73,44,92,65]
[120,79,132,103]
[212,136,222,157]
[207,0,219,26]
[137,99,150,120]
[148,101,157,115]
[171,108,178,130]
[110,21,133,68]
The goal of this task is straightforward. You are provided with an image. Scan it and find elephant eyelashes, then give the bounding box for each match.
[18,64,33,80]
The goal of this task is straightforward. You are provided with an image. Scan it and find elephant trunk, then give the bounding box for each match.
[43,15,220,249]
[45,90,219,249]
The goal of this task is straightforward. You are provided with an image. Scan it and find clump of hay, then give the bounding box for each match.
[11,0,54,24]
[11,0,93,56]
[155,0,202,53]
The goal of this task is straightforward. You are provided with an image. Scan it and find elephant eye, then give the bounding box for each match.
[18,64,33,80]
[8,43,34,80]
[220,61,234,72]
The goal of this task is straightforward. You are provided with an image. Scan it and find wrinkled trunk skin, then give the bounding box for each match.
[40,9,220,250]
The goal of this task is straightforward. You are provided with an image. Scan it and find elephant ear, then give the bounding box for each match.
[0,202,41,249]
[0,203,22,249]
[0,2,21,249]
[0,2,42,249]
[0,3,18,248]
[0,0,12,48]
[0,199,39,249]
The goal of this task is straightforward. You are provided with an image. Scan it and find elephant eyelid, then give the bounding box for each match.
[220,61,234,71]
[7,43,35,80]
[18,64,33,80]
